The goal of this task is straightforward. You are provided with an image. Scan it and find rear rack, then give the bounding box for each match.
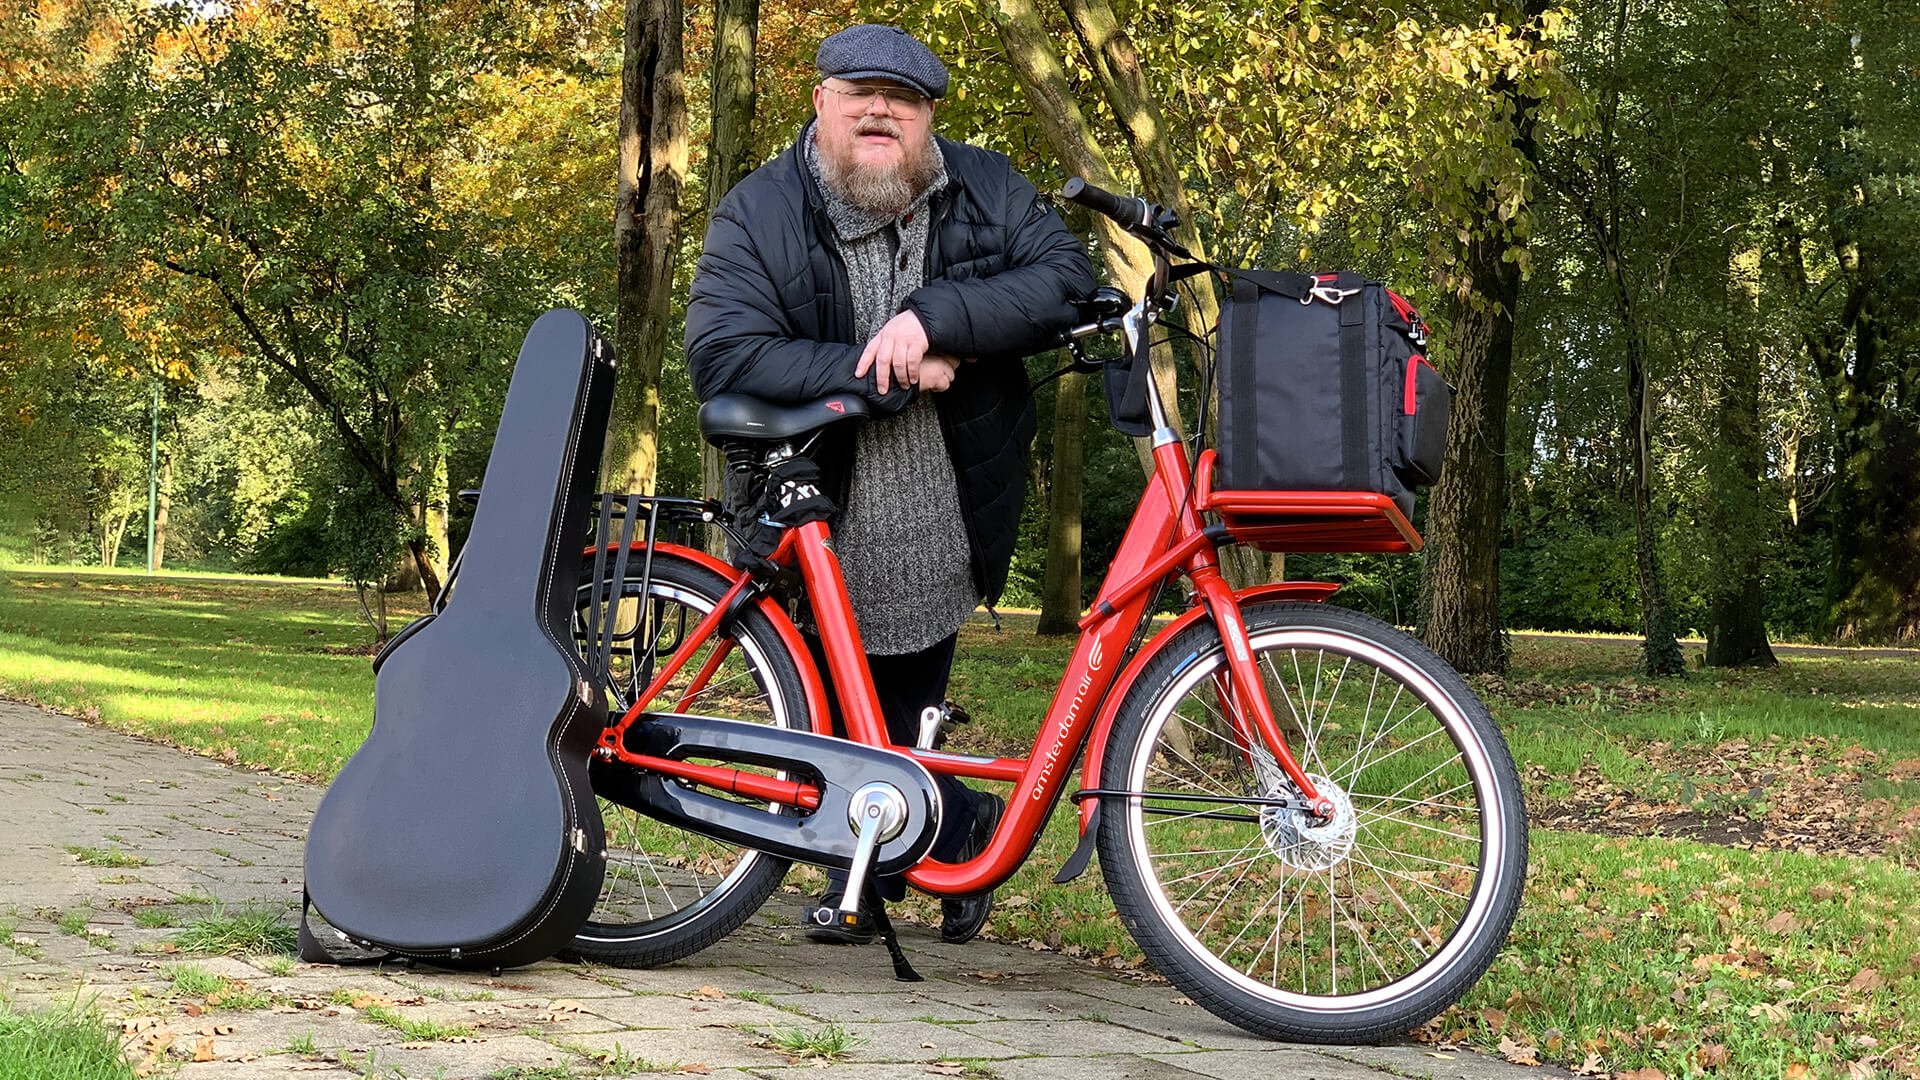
[1194,450,1423,554]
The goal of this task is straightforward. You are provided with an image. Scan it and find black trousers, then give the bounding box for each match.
[806,632,983,902]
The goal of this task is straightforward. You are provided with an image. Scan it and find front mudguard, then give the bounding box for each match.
[1074,580,1339,834]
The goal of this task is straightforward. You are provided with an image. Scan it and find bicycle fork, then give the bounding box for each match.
[1190,567,1335,820]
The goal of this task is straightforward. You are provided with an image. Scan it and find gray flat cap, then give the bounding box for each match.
[816,24,948,100]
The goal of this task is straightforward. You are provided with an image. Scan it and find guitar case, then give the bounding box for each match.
[303,309,614,969]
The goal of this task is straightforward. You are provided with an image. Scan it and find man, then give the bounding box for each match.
[684,24,1095,946]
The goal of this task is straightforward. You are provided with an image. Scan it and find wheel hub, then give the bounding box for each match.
[1258,774,1357,871]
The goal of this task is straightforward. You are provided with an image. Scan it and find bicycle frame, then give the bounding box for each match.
[592,420,1359,899]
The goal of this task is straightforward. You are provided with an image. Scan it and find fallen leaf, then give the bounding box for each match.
[1498,1035,1539,1066]
[1479,1006,1508,1031]
[927,1066,967,1077]
[1763,910,1804,934]
[1695,1043,1730,1069]
[1616,1069,1666,1080]
[687,986,727,1001]
[1784,1065,1813,1080]
[192,1037,215,1062]
[675,1065,712,1076]
[545,998,586,1012]
[1572,1052,1607,1076]
[1847,968,1887,992]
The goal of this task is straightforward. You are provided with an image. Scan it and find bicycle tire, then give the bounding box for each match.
[1097,601,1527,1042]
[564,551,813,967]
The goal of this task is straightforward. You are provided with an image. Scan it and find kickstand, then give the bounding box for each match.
[863,882,922,983]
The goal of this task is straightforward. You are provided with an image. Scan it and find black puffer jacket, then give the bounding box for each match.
[686,127,1095,605]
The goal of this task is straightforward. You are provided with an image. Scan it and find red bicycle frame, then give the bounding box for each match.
[592,425,1422,899]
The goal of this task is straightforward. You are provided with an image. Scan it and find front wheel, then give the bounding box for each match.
[1097,602,1526,1043]
[565,549,813,968]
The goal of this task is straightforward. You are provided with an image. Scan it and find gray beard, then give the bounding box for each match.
[818,138,940,218]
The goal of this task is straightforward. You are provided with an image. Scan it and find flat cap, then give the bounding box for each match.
[815,24,949,100]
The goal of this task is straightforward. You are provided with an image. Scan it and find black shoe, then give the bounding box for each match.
[804,894,876,945]
[940,793,1004,945]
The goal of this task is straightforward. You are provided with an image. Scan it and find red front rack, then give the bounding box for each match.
[1193,449,1423,554]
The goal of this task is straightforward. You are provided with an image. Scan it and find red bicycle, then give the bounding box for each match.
[559,180,1527,1043]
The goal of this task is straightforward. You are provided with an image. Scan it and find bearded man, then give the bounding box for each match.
[684,24,1095,947]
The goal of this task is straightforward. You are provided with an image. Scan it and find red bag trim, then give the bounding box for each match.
[1405,355,1427,414]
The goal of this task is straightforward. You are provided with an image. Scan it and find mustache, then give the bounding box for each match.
[853,118,903,139]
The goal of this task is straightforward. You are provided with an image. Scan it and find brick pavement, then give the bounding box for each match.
[0,697,1560,1079]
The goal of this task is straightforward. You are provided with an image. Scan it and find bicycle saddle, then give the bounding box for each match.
[698,392,871,444]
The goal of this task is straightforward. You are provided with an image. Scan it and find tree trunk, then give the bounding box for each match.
[1417,0,1549,673]
[422,446,451,589]
[987,0,1167,467]
[99,510,127,568]
[152,453,173,571]
[1623,314,1684,675]
[1037,371,1088,634]
[699,0,757,549]
[1057,0,1222,344]
[603,0,688,495]
[1419,229,1519,674]
[1704,246,1776,667]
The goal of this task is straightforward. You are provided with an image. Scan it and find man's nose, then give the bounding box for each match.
[861,93,891,116]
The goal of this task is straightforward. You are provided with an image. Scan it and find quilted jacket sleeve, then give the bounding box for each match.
[685,196,910,411]
[899,169,1096,361]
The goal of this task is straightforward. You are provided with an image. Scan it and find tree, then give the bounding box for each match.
[1418,0,1555,675]
[603,0,690,495]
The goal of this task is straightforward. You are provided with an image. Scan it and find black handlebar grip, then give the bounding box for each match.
[1062,177,1148,227]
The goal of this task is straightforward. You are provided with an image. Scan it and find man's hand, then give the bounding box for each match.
[855,310,931,394]
[918,354,962,392]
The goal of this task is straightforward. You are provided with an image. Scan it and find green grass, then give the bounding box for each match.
[284,1031,319,1056]
[168,907,299,956]
[66,846,145,868]
[131,907,176,930]
[4,570,1918,1078]
[0,568,425,779]
[760,1022,865,1061]
[0,1004,135,1080]
[358,1003,474,1042]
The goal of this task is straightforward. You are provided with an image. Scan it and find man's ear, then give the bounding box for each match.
[811,83,826,120]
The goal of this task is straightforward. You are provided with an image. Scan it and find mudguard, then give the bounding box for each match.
[1075,581,1340,833]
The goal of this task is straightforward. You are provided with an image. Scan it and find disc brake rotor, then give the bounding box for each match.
[1258,774,1357,872]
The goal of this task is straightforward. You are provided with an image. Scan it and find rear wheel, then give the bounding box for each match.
[1097,602,1526,1042]
[565,550,812,967]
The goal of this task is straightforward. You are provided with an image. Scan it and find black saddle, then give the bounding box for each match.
[698,393,871,445]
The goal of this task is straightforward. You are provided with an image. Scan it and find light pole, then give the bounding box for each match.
[147,382,159,575]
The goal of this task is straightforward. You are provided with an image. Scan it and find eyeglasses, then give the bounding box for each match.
[821,82,930,117]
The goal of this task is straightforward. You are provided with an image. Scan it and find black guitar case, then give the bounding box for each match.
[303,309,614,969]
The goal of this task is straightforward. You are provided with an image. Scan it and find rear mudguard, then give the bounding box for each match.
[1075,581,1339,833]
[594,712,942,876]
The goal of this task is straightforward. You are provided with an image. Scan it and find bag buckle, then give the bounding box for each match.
[1304,285,1362,306]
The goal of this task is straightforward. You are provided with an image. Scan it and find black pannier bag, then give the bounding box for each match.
[1213,269,1450,513]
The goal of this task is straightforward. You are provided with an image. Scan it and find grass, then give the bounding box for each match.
[3,569,1918,1078]
[66,846,145,868]
[0,1003,135,1080]
[760,1022,865,1061]
[131,907,176,930]
[358,1003,475,1042]
[168,907,299,956]
[0,568,426,778]
[165,963,277,1009]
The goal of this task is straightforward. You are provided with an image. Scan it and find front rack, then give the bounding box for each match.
[1193,449,1423,554]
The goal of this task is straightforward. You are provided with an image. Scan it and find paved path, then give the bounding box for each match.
[0,698,1559,1079]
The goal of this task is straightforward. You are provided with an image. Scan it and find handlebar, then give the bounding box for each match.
[1062,177,1153,230]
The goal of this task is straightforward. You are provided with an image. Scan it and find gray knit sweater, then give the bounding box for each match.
[804,134,977,655]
